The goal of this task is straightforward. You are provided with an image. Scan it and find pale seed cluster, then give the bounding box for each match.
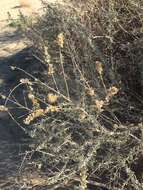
[106,86,119,102]
[95,99,104,112]
[48,64,54,75]
[0,105,8,112]
[20,78,33,85]
[96,61,103,75]
[95,86,119,112]
[44,45,51,65]
[57,33,64,48]
[24,108,45,125]
[47,93,59,104]
[86,87,95,97]
[28,93,40,109]
[24,105,60,125]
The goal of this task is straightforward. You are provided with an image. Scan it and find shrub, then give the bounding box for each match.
[2,0,143,189]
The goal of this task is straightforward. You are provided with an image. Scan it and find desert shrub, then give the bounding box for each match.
[1,0,143,189]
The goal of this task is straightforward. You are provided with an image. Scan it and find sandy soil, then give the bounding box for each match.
[0,0,65,57]
[0,0,43,57]
[0,0,43,24]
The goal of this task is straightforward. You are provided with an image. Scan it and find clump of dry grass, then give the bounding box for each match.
[2,0,143,189]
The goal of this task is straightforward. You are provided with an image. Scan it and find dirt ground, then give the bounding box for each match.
[0,0,42,57]
[0,0,43,24]
[0,0,65,57]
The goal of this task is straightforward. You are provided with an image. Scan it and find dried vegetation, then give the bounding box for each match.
[0,0,143,189]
